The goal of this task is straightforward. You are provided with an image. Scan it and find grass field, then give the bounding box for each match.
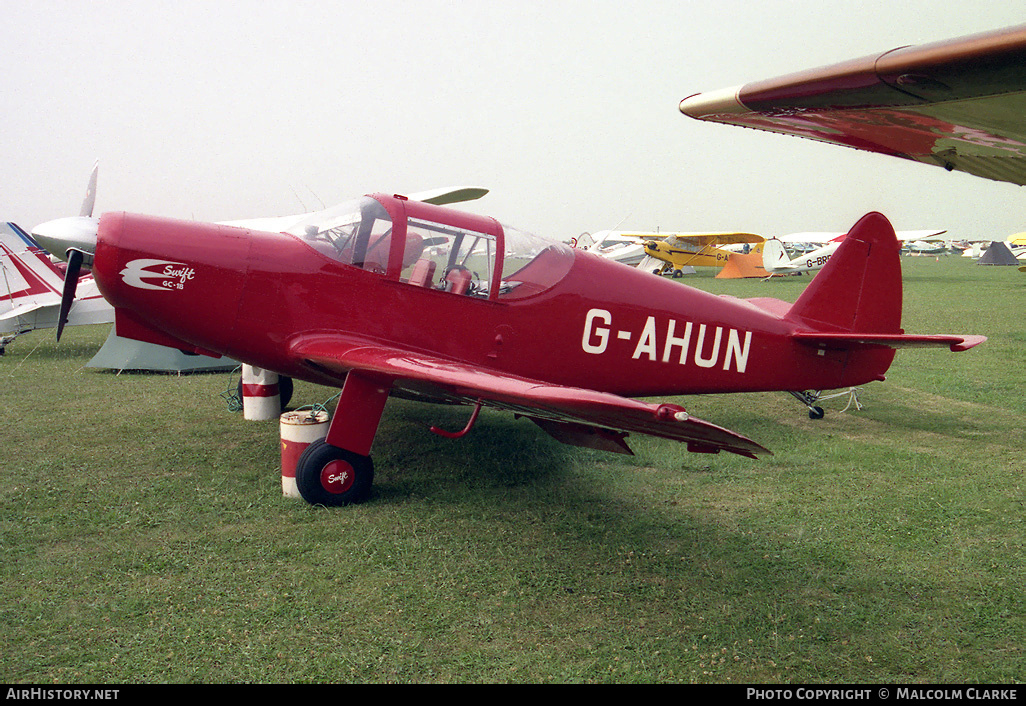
[1,255,1022,684]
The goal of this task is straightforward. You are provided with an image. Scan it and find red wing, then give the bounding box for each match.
[290,334,770,459]
[679,24,1026,185]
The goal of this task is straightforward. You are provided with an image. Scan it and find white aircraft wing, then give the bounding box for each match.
[779,229,946,244]
[1,301,53,322]
[777,232,845,245]
[895,230,947,242]
[220,186,489,235]
[405,186,489,206]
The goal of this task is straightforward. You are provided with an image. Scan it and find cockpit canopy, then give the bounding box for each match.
[288,194,573,300]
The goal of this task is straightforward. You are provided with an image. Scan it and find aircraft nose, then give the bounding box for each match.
[31,216,99,263]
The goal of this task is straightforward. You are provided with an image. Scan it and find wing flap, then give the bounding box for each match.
[291,335,770,458]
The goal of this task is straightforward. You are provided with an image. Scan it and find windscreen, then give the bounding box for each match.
[497,224,574,300]
[287,197,393,273]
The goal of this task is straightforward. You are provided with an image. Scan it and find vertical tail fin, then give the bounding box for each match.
[761,238,791,273]
[785,212,902,334]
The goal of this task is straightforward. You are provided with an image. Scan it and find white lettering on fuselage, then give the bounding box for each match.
[805,254,832,270]
[581,308,752,373]
[120,259,195,291]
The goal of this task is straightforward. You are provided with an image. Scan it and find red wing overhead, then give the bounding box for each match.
[679,24,1026,186]
[290,334,770,459]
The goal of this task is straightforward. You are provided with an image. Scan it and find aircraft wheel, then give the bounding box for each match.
[808,406,825,420]
[295,439,374,506]
[279,376,294,408]
[672,269,683,278]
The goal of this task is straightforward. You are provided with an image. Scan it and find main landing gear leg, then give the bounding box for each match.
[295,372,391,506]
[789,390,825,420]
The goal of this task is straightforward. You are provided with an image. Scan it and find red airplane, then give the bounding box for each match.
[48,194,983,505]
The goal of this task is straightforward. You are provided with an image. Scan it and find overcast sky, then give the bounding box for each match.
[3,0,1024,243]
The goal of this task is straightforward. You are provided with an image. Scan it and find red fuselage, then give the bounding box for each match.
[91,194,894,400]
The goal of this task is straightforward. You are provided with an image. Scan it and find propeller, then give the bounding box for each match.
[45,217,99,342]
[56,248,85,342]
[29,161,102,342]
[80,160,98,217]
[31,161,99,263]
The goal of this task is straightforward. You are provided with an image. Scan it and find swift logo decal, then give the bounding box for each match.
[582,308,752,373]
[120,259,196,291]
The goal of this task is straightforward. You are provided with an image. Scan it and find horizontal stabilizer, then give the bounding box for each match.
[792,332,987,352]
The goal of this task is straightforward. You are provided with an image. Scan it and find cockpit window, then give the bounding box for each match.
[286,197,393,273]
[400,218,495,297]
[286,195,574,300]
[497,224,574,300]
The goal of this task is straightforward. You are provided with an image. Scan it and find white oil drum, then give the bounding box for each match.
[279,410,330,498]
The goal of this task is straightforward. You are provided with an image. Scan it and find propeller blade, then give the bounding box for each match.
[56,249,84,342]
[80,161,99,217]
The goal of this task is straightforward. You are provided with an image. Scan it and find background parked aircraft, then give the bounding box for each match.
[31,165,489,266]
[763,229,948,276]
[587,230,763,277]
[0,222,111,354]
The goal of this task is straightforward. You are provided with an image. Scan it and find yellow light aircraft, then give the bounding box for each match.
[631,232,765,277]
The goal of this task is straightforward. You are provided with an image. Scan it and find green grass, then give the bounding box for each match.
[1,255,1022,683]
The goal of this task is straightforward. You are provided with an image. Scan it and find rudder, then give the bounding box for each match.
[785,212,902,334]
[761,238,791,273]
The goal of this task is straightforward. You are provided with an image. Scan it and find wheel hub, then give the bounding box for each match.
[321,459,355,494]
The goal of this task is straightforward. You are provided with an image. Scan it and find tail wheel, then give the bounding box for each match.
[295,439,374,506]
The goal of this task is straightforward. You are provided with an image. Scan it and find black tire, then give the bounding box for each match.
[278,376,294,409]
[809,406,825,420]
[295,439,374,506]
